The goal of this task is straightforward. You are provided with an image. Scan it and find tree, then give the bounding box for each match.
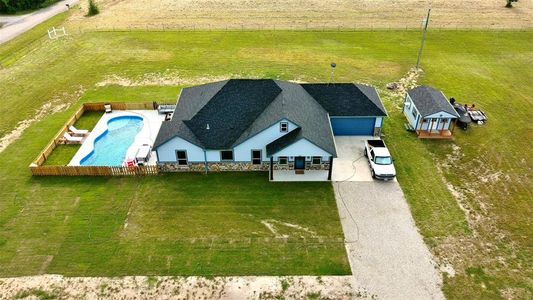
[506,0,518,8]
[0,0,54,14]
[87,0,99,16]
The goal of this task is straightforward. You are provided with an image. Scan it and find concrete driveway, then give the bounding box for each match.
[333,180,444,299]
[332,136,374,182]
[0,0,78,45]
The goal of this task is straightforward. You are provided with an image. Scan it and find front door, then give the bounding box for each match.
[294,156,305,174]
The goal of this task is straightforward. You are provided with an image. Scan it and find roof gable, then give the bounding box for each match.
[183,79,282,149]
[408,86,459,117]
[301,83,387,117]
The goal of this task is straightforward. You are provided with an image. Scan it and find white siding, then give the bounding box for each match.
[272,139,331,161]
[403,94,419,128]
[375,117,383,128]
[156,120,299,163]
[156,137,204,162]
[425,111,457,119]
[234,119,298,161]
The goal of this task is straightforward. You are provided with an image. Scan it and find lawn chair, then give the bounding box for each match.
[69,125,88,136]
[63,132,83,144]
[104,104,112,113]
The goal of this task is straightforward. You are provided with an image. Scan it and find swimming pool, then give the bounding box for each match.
[80,116,144,166]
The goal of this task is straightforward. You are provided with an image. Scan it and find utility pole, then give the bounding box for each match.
[416,8,431,69]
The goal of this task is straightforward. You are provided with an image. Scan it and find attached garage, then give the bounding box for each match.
[330,117,376,136]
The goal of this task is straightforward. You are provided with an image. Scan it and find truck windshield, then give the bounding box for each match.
[375,156,392,165]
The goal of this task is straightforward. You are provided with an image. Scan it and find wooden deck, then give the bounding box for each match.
[416,130,453,139]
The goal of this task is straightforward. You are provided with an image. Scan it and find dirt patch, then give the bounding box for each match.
[0,87,84,154]
[261,219,318,239]
[68,0,533,30]
[0,275,359,299]
[96,72,249,87]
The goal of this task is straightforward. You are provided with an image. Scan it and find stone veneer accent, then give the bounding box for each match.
[272,161,330,171]
[158,162,269,172]
[158,161,330,173]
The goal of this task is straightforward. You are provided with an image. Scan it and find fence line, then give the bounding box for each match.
[70,24,532,34]
[30,165,158,176]
[30,102,160,176]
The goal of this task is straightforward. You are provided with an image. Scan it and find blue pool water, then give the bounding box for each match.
[80,116,144,166]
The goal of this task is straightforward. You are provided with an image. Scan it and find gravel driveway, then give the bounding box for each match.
[333,180,444,299]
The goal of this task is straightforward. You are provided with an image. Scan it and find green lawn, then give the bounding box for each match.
[0,12,531,298]
[43,144,80,166]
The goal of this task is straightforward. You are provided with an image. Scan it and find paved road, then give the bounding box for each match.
[0,0,78,45]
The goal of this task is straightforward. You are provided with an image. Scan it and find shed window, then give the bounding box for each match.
[280,122,288,132]
[252,150,262,165]
[176,150,188,165]
[411,107,418,119]
[221,150,234,161]
[278,156,288,165]
[312,156,321,165]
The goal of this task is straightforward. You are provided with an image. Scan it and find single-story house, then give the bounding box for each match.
[153,79,387,178]
[403,86,459,139]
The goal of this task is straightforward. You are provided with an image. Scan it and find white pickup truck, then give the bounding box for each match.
[364,140,396,180]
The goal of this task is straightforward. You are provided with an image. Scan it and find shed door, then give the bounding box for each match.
[330,117,376,136]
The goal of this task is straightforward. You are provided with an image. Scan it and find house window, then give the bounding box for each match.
[280,122,288,132]
[411,107,418,119]
[176,150,188,165]
[312,156,321,165]
[442,118,448,124]
[278,156,288,165]
[220,150,234,161]
[252,150,262,165]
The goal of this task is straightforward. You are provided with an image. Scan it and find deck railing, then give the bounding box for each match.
[30,102,162,176]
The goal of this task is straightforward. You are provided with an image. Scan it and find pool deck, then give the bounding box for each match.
[69,110,165,166]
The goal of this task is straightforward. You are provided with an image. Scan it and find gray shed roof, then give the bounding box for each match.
[407,86,459,118]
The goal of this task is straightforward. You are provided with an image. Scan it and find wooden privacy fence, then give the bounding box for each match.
[30,165,159,176]
[30,102,161,176]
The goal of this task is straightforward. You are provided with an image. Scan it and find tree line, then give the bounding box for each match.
[0,0,58,14]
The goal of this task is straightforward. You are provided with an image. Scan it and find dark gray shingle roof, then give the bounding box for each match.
[183,79,281,149]
[266,127,302,157]
[408,86,459,118]
[154,80,228,148]
[233,80,337,157]
[301,83,387,117]
[154,80,385,156]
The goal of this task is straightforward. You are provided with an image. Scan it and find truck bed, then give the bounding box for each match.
[367,139,386,148]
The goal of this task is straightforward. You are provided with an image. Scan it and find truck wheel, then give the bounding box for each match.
[371,169,376,178]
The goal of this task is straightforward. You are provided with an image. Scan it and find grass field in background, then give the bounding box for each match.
[0,13,531,298]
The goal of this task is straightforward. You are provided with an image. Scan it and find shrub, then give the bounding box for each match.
[87,0,99,16]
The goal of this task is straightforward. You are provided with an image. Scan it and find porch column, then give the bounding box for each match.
[429,119,435,136]
[417,117,424,135]
[270,156,274,180]
[327,156,333,181]
[451,119,457,134]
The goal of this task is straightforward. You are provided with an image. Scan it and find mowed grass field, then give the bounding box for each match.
[0,12,532,298]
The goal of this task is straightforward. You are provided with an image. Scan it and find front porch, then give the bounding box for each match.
[416,129,453,139]
[270,170,329,182]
